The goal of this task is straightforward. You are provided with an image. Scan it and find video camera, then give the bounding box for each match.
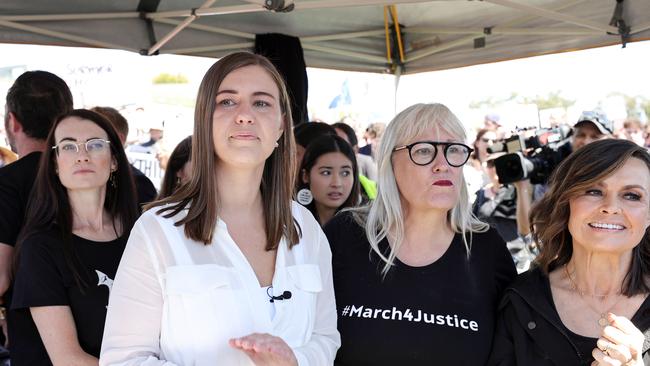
[487,125,573,184]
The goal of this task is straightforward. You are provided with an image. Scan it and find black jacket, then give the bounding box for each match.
[488,267,650,366]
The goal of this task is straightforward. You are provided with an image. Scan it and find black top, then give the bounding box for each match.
[10,230,127,366]
[324,213,517,366]
[488,268,650,366]
[539,274,597,364]
[0,152,41,246]
[130,164,157,209]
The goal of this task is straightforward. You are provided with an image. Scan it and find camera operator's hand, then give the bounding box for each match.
[513,179,533,236]
[513,179,532,195]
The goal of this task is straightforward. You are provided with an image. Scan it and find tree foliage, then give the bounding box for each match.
[470,90,575,110]
[152,73,188,84]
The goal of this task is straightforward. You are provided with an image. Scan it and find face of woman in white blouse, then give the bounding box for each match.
[212,65,284,168]
[392,128,464,213]
[53,117,116,192]
[568,157,650,254]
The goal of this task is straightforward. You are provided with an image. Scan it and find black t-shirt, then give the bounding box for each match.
[324,213,517,366]
[10,230,127,366]
[0,152,41,246]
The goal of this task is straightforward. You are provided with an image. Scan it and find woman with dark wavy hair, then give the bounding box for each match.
[101,52,339,366]
[489,139,650,366]
[11,109,138,365]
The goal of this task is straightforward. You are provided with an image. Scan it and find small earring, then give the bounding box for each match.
[110,172,117,188]
[297,188,313,205]
[275,141,279,148]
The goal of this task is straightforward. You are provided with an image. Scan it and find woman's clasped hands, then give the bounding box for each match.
[592,313,645,366]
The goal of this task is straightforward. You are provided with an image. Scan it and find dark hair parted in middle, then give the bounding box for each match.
[158,136,192,200]
[531,138,650,296]
[151,52,300,249]
[297,134,361,223]
[16,109,138,286]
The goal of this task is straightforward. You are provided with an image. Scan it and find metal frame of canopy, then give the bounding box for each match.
[0,0,647,74]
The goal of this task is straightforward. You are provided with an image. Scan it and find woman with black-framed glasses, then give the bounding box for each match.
[324,103,517,365]
[10,109,138,366]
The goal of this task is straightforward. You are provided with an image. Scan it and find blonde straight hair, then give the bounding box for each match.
[353,103,488,275]
[149,52,299,249]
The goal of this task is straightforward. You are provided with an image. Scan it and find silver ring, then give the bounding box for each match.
[603,342,611,356]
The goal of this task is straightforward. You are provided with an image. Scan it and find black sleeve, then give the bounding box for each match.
[323,212,345,268]
[134,173,157,206]
[487,296,518,366]
[323,212,362,260]
[0,170,23,245]
[11,234,69,309]
[490,229,518,297]
[131,166,158,207]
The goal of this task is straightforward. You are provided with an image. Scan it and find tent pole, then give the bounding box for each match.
[154,18,255,39]
[302,29,385,42]
[147,0,218,55]
[150,0,449,18]
[165,42,254,54]
[408,26,599,36]
[404,0,588,64]
[0,19,136,51]
[484,0,617,33]
[302,44,386,63]
[407,35,477,62]
[0,12,138,21]
[394,66,401,116]
[630,21,650,35]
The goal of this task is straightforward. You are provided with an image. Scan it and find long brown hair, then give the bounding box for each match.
[531,139,650,296]
[150,52,299,249]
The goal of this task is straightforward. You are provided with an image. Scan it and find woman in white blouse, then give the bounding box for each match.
[100,52,340,366]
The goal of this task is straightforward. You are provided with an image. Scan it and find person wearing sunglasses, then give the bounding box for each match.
[324,103,517,365]
[10,109,138,365]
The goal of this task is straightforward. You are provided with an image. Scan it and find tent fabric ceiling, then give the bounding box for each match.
[1,0,649,74]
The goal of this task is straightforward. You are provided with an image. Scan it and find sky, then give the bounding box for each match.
[0,39,649,144]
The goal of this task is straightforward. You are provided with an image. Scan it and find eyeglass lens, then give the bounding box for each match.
[409,142,470,167]
[58,139,109,154]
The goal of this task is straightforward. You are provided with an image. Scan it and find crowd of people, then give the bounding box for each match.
[0,51,648,366]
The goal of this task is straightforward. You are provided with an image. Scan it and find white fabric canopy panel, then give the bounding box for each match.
[1,0,649,74]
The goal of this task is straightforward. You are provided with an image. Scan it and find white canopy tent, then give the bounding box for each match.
[1,0,649,75]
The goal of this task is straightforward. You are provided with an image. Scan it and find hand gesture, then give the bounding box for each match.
[230,333,298,366]
[592,313,645,366]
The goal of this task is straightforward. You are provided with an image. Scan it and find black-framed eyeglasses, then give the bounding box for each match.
[393,141,473,167]
[52,138,111,156]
